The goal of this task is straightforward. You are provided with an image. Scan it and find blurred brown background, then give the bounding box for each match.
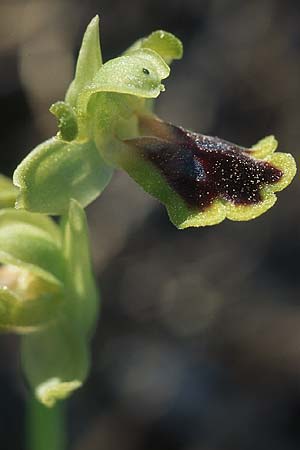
[1,0,300,449]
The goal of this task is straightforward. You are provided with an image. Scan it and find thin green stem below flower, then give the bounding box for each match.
[26,396,66,450]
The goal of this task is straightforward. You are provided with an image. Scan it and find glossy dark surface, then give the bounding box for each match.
[126,120,283,210]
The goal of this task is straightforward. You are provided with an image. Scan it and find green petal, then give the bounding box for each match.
[0,211,64,285]
[61,199,99,335]
[0,283,62,333]
[126,30,183,64]
[65,15,102,107]
[21,321,88,407]
[13,137,113,215]
[0,174,18,208]
[77,48,170,116]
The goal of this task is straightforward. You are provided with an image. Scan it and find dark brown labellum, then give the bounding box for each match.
[124,116,283,211]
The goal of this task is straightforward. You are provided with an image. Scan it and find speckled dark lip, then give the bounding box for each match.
[124,116,283,210]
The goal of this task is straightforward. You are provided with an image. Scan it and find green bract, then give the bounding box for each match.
[0,177,98,406]
[22,199,98,407]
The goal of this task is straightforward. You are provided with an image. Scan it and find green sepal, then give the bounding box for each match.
[77,48,170,116]
[61,199,98,335]
[21,320,88,407]
[126,30,183,64]
[0,283,63,333]
[0,174,18,208]
[0,209,64,285]
[50,101,78,142]
[13,137,113,215]
[65,15,102,107]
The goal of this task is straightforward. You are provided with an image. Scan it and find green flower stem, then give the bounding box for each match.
[26,396,66,450]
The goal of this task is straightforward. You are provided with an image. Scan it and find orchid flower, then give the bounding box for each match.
[13,15,296,227]
[4,15,297,412]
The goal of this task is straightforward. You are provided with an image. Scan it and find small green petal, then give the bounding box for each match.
[0,211,64,285]
[13,137,113,215]
[61,199,98,335]
[77,49,170,116]
[50,101,78,142]
[126,30,183,64]
[0,174,18,208]
[21,321,88,407]
[65,15,102,107]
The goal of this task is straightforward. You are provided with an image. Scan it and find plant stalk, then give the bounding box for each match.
[26,396,66,450]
